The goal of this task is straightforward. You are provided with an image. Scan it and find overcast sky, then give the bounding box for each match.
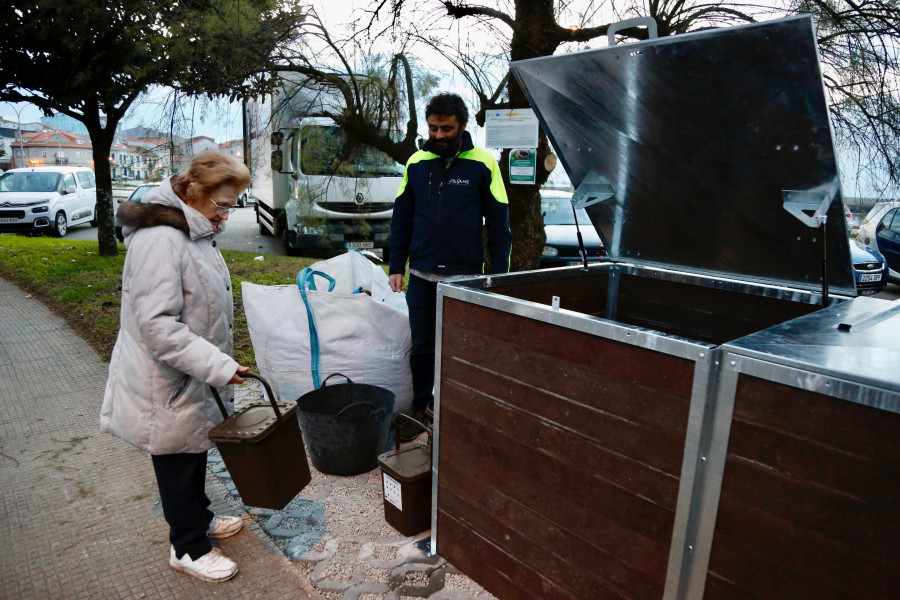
[3,1,897,198]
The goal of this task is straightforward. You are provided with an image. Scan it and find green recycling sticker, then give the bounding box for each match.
[509,148,536,185]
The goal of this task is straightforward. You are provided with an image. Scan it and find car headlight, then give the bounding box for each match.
[542,245,559,257]
[31,206,49,213]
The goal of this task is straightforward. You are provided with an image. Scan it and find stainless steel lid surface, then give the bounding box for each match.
[511,15,855,295]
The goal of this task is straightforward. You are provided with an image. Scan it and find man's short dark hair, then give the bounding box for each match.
[425,93,469,126]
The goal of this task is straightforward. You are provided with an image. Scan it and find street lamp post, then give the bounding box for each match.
[5,103,28,168]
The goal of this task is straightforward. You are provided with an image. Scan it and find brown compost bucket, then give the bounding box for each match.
[208,373,311,510]
[377,414,433,536]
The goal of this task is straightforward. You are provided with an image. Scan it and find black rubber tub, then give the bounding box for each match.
[296,373,395,476]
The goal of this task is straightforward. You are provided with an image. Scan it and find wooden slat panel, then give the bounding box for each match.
[441,485,642,600]
[705,376,900,600]
[616,275,818,345]
[441,376,681,506]
[443,328,692,446]
[439,460,664,600]
[442,299,695,396]
[709,489,900,599]
[727,418,900,514]
[490,272,610,317]
[438,405,674,583]
[437,297,697,600]
[734,374,900,456]
[437,510,585,600]
[704,571,780,600]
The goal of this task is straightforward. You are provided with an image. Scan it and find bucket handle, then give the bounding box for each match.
[393,414,433,451]
[209,372,283,421]
[322,373,353,386]
[337,401,376,421]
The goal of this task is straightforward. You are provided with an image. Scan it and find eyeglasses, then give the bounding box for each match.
[209,198,237,215]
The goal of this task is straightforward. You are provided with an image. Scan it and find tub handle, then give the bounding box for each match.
[337,401,375,421]
[393,414,433,451]
[209,372,283,421]
[321,373,353,386]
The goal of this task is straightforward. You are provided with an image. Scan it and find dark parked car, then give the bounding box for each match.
[850,239,889,295]
[540,190,606,268]
[874,206,900,282]
[115,183,159,241]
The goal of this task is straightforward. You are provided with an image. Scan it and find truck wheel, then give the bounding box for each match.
[283,229,301,257]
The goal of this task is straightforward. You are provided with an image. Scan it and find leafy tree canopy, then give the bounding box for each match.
[0,0,304,255]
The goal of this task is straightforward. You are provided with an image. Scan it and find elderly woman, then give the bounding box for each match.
[101,151,251,582]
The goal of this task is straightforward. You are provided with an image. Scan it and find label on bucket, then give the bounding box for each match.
[383,472,403,510]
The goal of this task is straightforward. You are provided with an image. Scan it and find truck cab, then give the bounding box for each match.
[248,100,404,258]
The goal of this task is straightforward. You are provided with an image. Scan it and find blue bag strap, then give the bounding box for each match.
[296,268,336,292]
[296,268,336,388]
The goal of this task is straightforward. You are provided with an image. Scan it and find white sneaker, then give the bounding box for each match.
[169,546,238,582]
[207,515,243,539]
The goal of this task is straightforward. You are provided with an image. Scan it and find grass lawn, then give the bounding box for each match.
[0,235,326,368]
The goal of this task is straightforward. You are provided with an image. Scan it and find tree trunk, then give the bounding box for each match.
[85,121,118,257]
[504,0,561,271]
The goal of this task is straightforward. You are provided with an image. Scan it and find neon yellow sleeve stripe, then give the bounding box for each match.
[489,158,509,205]
[395,150,436,198]
[459,147,508,205]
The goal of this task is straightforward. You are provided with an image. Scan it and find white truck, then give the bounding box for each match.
[244,94,404,258]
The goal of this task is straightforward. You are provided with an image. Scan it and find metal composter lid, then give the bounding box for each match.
[511,15,855,296]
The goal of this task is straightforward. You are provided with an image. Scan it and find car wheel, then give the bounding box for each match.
[381,247,390,263]
[89,204,98,227]
[51,211,68,237]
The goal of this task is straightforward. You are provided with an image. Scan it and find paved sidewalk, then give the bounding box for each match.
[0,277,495,600]
[0,277,319,599]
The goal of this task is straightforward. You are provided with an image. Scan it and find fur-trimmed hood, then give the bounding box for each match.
[118,176,223,244]
[116,201,190,235]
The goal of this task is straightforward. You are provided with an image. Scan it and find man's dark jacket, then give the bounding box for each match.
[388,130,512,276]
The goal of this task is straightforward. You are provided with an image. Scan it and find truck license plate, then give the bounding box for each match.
[860,273,882,283]
[345,241,374,249]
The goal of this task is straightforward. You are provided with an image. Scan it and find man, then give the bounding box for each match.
[388,93,512,441]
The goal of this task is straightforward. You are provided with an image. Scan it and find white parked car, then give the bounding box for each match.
[857,200,900,247]
[0,166,98,237]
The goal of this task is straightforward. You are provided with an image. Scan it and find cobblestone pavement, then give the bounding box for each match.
[209,372,497,600]
[0,276,496,600]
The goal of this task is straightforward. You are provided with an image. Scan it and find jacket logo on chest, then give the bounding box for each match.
[447,178,470,186]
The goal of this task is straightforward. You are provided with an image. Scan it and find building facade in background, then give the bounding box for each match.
[0,115,242,181]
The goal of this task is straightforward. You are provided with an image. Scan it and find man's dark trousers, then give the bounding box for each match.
[152,452,214,560]
[406,274,438,414]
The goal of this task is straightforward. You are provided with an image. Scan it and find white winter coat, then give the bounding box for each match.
[100,177,238,454]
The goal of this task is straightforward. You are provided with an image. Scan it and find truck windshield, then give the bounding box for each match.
[300,125,404,177]
[0,172,62,193]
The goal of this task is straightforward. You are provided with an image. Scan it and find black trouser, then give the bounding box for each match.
[151,452,213,560]
[406,275,437,413]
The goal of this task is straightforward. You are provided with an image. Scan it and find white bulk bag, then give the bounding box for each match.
[242,251,412,414]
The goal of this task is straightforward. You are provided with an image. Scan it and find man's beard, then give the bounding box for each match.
[430,131,462,157]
